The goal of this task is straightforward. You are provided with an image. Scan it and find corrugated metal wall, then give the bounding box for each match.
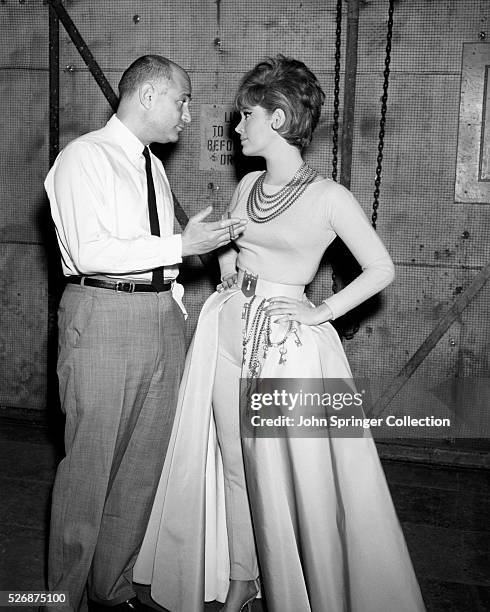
[1,1,488,450]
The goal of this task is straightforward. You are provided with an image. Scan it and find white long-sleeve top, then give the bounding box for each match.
[219,172,395,320]
[45,114,182,282]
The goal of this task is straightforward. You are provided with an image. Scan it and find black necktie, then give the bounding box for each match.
[143,147,166,291]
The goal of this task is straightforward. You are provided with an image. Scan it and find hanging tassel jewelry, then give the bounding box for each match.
[241,298,302,377]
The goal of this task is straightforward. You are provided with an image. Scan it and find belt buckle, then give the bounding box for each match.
[116,281,135,293]
[241,271,257,297]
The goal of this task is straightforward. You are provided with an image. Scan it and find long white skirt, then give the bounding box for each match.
[134,288,426,612]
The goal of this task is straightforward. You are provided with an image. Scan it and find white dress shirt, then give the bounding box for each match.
[45,115,182,283]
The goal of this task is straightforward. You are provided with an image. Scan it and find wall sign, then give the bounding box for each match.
[455,43,490,203]
[200,104,236,171]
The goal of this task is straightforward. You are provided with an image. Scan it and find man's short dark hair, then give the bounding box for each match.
[234,54,325,150]
[118,55,175,100]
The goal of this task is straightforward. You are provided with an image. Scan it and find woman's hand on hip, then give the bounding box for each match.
[265,296,333,326]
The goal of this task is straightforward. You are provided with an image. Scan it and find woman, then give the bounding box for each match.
[134,55,426,612]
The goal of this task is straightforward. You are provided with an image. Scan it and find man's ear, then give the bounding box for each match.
[271,108,286,130]
[139,82,155,110]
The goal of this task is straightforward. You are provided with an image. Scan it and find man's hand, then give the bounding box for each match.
[181,206,247,257]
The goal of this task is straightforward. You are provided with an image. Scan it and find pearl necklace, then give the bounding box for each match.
[247,162,318,223]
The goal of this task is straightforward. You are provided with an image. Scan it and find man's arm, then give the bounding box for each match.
[46,142,246,274]
[47,142,183,275]
[181,206,245,257]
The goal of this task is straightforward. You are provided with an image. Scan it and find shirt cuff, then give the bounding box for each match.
[165,233,183,265]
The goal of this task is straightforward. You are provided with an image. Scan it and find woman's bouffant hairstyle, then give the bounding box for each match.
[234,55,325,150]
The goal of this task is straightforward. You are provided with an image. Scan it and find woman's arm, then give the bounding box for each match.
[321,182,395,320]
[266,181,394,325]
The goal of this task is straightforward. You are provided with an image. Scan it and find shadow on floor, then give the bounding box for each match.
[0,419,488,612]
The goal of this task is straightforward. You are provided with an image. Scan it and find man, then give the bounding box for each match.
[44,55,245,611]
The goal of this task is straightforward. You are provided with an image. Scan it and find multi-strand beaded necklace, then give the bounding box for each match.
[240,163,314,377]
[246,162,318,223]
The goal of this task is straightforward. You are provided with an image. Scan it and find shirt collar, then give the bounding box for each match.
[106,114,146,164]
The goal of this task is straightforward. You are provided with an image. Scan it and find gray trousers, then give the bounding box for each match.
[48,284,186,611]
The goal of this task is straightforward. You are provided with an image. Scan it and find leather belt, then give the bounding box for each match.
[67,276,171,293]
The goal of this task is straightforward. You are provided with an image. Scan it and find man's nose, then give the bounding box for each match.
[182,106,191,124]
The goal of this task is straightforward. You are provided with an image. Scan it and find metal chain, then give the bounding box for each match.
[329,0,395,340]
[331,0,342,183]
[331,0,343,295]
[371,0,394,229]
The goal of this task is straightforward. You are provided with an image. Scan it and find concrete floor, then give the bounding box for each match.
[1,419,489,612]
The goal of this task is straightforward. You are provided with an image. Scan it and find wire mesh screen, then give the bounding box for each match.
[1,0,489,446]
[0,1,49,411]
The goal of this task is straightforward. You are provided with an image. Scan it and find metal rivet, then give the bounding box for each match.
[461,230,470,239]
[64,64,75,72]
[479,31,486,40]
[214,37,224,53]
[449,338,457,347]
[133,14,141,24]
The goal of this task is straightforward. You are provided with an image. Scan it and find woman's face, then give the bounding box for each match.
[235,105,275,156]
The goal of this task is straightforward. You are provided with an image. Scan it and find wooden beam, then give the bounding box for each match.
[376,261,490,415]
[48,0,119,111]
[339,0,360,190]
